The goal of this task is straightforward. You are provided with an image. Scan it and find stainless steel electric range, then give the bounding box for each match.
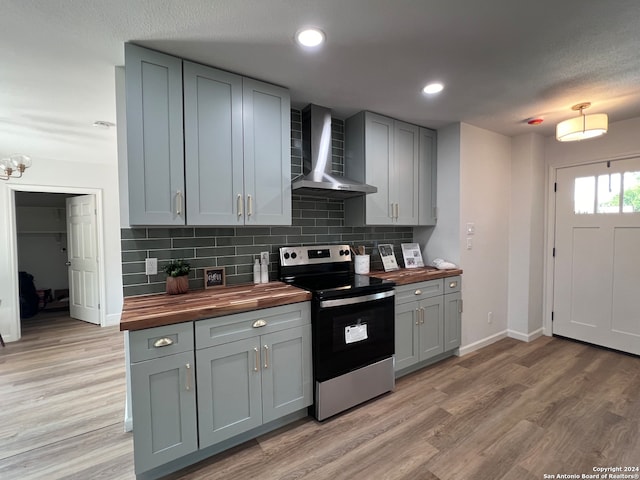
[278,244,396,421]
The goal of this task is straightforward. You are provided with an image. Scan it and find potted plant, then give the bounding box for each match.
[163,259,191,295]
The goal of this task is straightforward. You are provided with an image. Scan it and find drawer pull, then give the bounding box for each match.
[414,289,422,295]
[153,337,174,348]
[449,281,458,289]
[263,345,269,369]
[253,347,259,372]
[415,308,420,325]
[252,319,267,328]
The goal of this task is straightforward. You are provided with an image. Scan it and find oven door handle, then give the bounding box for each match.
[319,290,395,308]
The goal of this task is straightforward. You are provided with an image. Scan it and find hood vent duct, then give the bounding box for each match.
[292,104,377,199]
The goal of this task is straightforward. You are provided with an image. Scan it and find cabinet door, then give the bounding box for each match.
[242,78,291,226]
[444,292,462,351]
[393,120,420,225]
[130,351,197,474]
[394,301,421,371]
[419,296,445,361]
[197,337,262,448]
[183,62,244,225]
[261,325,312,423]
[125,44,185,225]
[364,112,395,225]
[418,127,437,225]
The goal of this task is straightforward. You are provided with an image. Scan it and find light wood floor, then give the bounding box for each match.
[1,314,638,480]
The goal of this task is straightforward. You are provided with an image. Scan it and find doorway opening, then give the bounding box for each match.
[7,185,106,342]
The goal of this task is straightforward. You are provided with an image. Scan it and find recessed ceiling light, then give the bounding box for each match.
[422,83,444,95]
[295,27,325,48]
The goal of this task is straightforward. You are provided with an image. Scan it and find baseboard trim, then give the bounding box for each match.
[104,313,121,327]
[508,328,544,342]
[459,330,508,356]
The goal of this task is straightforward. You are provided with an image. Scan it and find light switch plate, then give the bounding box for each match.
[145,257,158,275]
[466,222,475,235]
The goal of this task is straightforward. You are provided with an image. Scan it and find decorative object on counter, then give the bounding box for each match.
[260,251,269,283]
[204,266,225,289]
[354,254,370,274]
[253,258,261,284]
[163,259,191,295]
[378,243,399,271]
[1,154,32,181]
[432,258,458,270]
[401,243,424,268]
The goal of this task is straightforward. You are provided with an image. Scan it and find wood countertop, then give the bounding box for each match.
[369,267,463,285]
[120,282,311,331]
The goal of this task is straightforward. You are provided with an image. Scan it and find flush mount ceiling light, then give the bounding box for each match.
[92,120,115,129]
[1,154,32,181]
[556,102,608,142]
[295,27,325,48]
[422,83,444,95]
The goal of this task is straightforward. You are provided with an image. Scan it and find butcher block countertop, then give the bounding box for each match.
[120,282,311,331]
[369,266,463,286]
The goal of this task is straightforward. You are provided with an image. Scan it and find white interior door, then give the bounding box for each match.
[553,157,640,355]
[66,195,100,324]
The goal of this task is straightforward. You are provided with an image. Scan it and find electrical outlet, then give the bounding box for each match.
[145,258,158,275]
[487,311,493,324]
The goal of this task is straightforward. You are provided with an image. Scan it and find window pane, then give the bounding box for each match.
[597,173,621,213]
[574,176,595,214]
[622,171,640,212]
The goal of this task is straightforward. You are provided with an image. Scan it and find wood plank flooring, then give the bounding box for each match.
[1,313,638,479]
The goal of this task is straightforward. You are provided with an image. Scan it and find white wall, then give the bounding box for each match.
[458,123,512,354]
[508,133,545,341]
[0,156,123,341]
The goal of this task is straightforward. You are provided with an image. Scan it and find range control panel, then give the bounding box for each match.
[279,244,352,267]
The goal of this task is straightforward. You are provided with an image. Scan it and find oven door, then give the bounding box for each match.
[313,289,395,381]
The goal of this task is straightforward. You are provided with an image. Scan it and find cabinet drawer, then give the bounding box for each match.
[129,322,194,363]
[195,302,310,350]
[395,279,443,305]
[444,276,461,293]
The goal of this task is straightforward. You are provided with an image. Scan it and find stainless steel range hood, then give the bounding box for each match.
[292,104,377,199]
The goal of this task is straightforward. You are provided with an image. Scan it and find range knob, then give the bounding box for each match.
[291,252,297,259]
[283,252,290,259]
[344,249,350,256]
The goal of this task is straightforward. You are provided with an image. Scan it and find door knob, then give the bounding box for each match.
[65,261,71,266]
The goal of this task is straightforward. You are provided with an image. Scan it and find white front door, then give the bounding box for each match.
[66,195,100,324]
[553,157,640,355]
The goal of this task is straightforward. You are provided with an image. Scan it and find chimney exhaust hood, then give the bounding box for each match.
[292,104,377,199]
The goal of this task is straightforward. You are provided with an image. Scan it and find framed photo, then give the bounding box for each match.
[401,243,425,269]
[377,243,399,272]
[203,267,225,289]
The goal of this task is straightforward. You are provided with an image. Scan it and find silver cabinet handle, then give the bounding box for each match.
[185,363,192,391]
[414,289,422,295]
[449,281,458,289]
[415,308,420,325]
[263,345,269,369]
[153,337,174,348]
[252,319,267,328]
[390,203,394,219]
[420,307,425,324]
[175,190,183,216]
[237,194,244,217]
[395,203,399,219]
[247,195,253,217]
[253,347,259,372]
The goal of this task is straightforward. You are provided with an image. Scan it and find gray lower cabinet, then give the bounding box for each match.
[395,277,461,376]
[195,303,312,449]
[129,323,197,474]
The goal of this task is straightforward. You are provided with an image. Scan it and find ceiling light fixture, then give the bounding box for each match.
[556,102,608,142]
[1,154,32,181]
[93,120,115,129]
[422,83,444,95]
[295,27,325,48]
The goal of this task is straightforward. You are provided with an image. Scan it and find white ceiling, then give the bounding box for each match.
[3,0,640,164]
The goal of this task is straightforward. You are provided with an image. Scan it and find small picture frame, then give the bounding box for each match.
[203,267,225,289]
[378,243,399,272]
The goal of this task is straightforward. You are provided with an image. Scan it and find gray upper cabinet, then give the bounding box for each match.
[183,61,244,225]
[344,111,436,226]
[125,44,185,225]
[126,44,291,226]
[241,79,292,225]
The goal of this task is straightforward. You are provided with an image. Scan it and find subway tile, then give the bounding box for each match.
[122,274,150,286]
[236,245,272,256]
[155,248,196,260]
[124,283,166,297]
[253,235,286,245]
[194,227,235,237]
[172,237,215,248]
[216,236,255,246]
[271,226,301,236]
[122,251,148,262]
[238,227,271,236]
[301,226,329,235]
[120,228,147,240]
[217,255,254,266]
[291,218,316,227]
[196,246,235,257]
[122,262,145,275]
[121,238,171,251]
